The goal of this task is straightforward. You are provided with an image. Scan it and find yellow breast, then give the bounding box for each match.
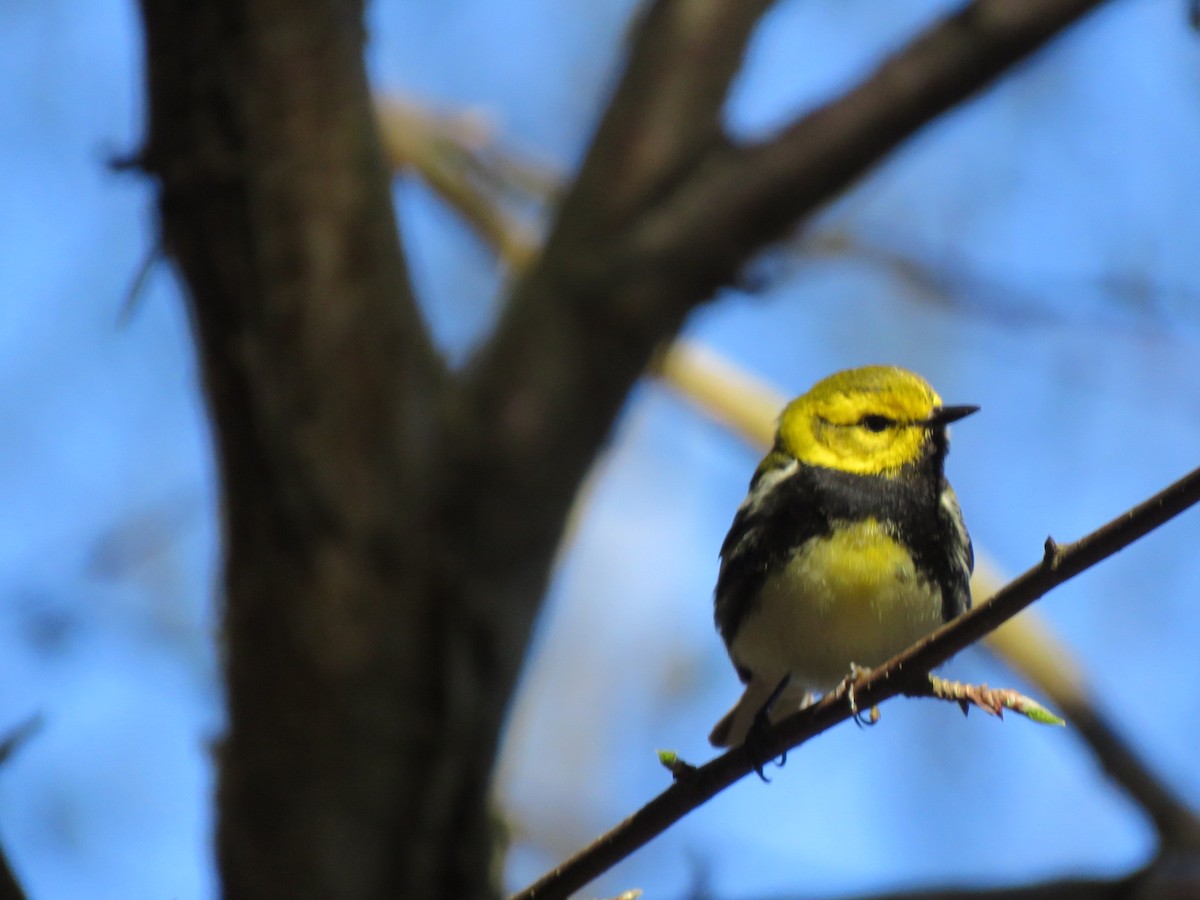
[729,519,943,690]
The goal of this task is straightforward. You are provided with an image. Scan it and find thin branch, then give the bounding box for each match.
[0,852,23,900]
[652,341,781,447]
[0,715,41,768]
[982,590,1200,851]
[510,462,1200,900]
[453,0,776,703]
[631,0,1113,279]
[375,97,548,270]
[0,715,42,900]
[116,238,163,327]
[912,674,1064,725]
[760,864,1198,899]
[469,0,776,406]
[460,0,1115,760]
[1066,700,1200,852]
[554,0,776,232]
[656,341,1200,848]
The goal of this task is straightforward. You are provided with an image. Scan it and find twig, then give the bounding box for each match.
[116,239,163,327]
[467,3,1117,828]
[755,864,1197,899]
[375,97,548,269]
[630,0,1113,282]
[509,463,1200,900]
[561,0,773,223]
[981,582,1200,851]
[0,715,41,900]
[655,340,1200,848]
[456,0,778,733]
[652,341,781,447]
[910,674,1064,725]
[0,715,42,768]
[0,848,22,900]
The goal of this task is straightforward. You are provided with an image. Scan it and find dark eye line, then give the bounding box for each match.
[817,414,917,432]
[859,414,892,432]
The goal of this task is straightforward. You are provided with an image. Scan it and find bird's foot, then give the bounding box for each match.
[746,675,791,782]
[838,663,880,728]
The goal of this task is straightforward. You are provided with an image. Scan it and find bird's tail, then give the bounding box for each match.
[708,677,812,748]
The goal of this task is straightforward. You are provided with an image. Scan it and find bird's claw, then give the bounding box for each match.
[746,703,789,782]
[840,663,880,728]
[747,675,791,782]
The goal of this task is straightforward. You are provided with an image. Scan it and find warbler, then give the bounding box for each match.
[709,366,977,747]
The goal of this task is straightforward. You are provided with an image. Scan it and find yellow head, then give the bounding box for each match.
[773,366,977,476]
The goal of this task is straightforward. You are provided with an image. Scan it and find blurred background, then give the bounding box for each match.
[3,0,1200,897]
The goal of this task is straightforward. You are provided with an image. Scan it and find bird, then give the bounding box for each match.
[709,365,977,748]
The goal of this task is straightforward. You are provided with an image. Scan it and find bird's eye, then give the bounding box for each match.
[859,414,893,433]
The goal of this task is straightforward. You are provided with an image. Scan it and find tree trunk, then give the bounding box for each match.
[132,0,1113,897]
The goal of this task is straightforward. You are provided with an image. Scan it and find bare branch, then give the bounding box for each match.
[455,0,776,692]
[376,96,549,269]
[653,341,781,447]
[0,715,42,900]
[983,588,1200,851]
[632,0,1113,280]
[1065,699,1200,852]
[0,852,24,900]
[132,0,1133,894]
[510,462,1200,900]
[910,674,1064,725]
[557,0,776,231]
[462,0,1116,628]
[0,715,41,768]
[756,865,1196,899]
[657,341,1200,849]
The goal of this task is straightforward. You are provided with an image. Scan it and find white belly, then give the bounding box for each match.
[729,519,943,691]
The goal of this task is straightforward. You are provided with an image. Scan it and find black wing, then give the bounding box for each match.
[713,463,830,647]
[714,463,973,648]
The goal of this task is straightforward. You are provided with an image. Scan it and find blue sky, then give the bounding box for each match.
[3,1,1200,897]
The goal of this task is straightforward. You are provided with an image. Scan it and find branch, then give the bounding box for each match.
[631,0,1113,278]
[0,715,42,900]
[510,463,1200,900]
[757,864,1198,899]
[657,341,1200,849]
[467,0,774,417]
[0,715,41,769]
[553,0,776,232]
[375,96,549,270]
[0,851,22,900]
[982,589,1200,851]
[462,0,1116,615]
[454,0,775,687]
[653,341,781,447]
